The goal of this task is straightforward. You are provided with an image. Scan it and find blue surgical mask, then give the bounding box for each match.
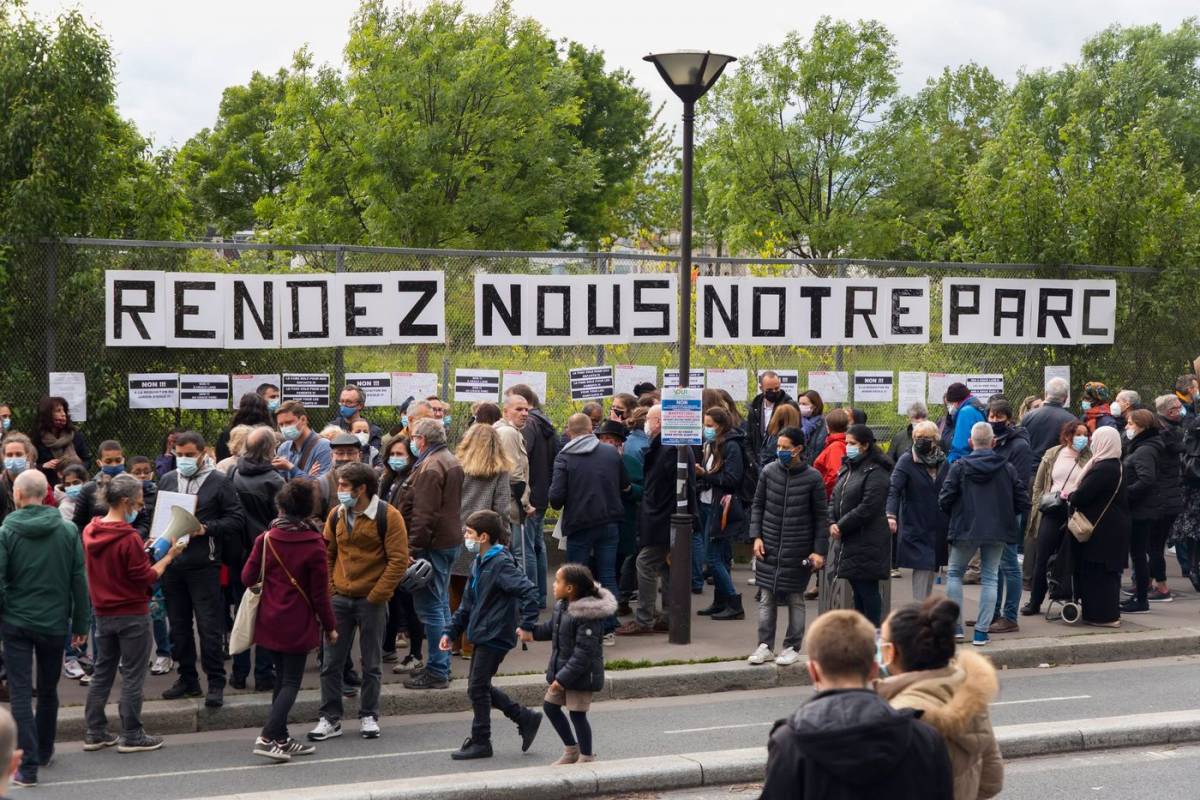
[337,491,354,507]
[1080,400,1092,411]
[267,398,280,412]
[0,418,9,431]
[124,509,139,524]
[101,464,125,477]
[845,445,861,461]
[176,456,199,477]
[409,440,421,457]
[65,484,83,499]
[4,457,27,474]
[777,450,794,466]
[401,414,409,429]
[339,405,357,419]
[464,538,480,554]
[388,456,408,472]
[280,425,300,441]
[443,415,452,427]
[1072,435,1088,452]
[703,427,717,442]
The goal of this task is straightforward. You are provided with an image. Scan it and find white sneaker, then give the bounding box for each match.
[150,656,174,676]
[602,633,616,647]
[306,717,342,742]
[775,647,801,666]
[359,717,380,739]
[392,655,423,674]
[63,658,85,680]
[747,644,774,665]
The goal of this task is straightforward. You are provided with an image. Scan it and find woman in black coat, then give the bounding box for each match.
[1068,426,1129,625]
[1121,410,1164,613]
[749,426,827,662]
[696,407,750,621]
[886,420,949,601]
[829,424,892,626]
[32,395,90,487]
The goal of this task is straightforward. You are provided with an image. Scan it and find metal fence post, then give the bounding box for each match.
[334,247,346,384]
[45,242,58,373]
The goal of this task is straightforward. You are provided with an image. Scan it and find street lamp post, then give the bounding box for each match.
[644,51,735,645]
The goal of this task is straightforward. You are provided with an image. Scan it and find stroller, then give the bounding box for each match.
[1044,531,1082,624]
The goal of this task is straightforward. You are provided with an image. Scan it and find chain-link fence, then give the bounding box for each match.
[0,238,1187,458]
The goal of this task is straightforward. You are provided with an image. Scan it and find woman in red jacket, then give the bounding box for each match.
[813,408,851,498]
[241,478,337,763]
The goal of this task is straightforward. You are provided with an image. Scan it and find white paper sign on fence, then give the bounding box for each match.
[926,373,965,406]
[502,371,548,403]
[231,374,280,402]
[569,367,614,400]
[180,375,230,410]
[966,374,1005,399]
[808,371,849,403]
[898,372,927,415]
[757,369,799,396]
[613,365,658,396]
[344,373,392,407]
[391,372,439,406]
[454,369,501,402]
[129,373,179,409]
[706,369,749,402]
[663,369,706,389]
[49,372,87,421]
[853,371,894,403]
[1044,366,1071,404]
[282,374,331,407]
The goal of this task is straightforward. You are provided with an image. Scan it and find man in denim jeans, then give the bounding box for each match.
[938,422,1029,647]
[985,397,1033,634]
[398,419,464,690]
[506,384,557,607]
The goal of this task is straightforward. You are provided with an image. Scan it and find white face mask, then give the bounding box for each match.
[354,432,369,447]
[798,404,813,418]
[1110,402,1124,416]
[1125,427,1137,440]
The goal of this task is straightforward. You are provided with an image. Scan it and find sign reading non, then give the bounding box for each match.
[569,367,614,400]
[344,373,392,407]
[454,369,501,402]
[180,375,231,410]
[661,388,704,446]
[853,371,894,403]
[282,373,331,407]
[129,373,180,409]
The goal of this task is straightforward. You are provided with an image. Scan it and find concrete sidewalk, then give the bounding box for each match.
[183,709,1200,800]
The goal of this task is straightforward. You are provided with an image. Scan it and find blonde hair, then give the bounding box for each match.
[767,404,801,436]
[807,610,876,681]
[912,420,939,438]
[456,423,514,478]
[227,424,253,457]
[318,425,342,441]
[1,432,35,459]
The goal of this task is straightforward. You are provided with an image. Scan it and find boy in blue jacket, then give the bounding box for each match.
[441,509,542,760]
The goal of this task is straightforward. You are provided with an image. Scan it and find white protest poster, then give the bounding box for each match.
[808,371,849,403]
[758,369,799,396]
[49,372,87,421]
[128,373,179,409]
[853,371,894,403]
[391,372,439,406]
[1045,366,1071,404]
[223,275,280,349]
[926,373,965,406]
[614,365,658,396]
[502,370,548,403]
[661,388,704,446]
[231,374,280,402]
[344,372,392,407]
[106,270,166,346]
[278,274,334,349]
[706,369,749,402]
[148,491,198,541]
[282,373,331,407]
[663,368,706,389]
[966,374,1005,399]
[454,369,501,402]
[179,375,230,410]
[898,372,927,415]
[568,367,614,400]
[164,273,226,348]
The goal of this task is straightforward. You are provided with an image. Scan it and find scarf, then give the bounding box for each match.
[1078,426,1121,481]
[41,429,78,461]
[270,516,318,534]
[1083,404,1112,433]
[912,440,945,469]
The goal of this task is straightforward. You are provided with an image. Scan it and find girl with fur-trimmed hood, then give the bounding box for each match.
[530,563,617,765]
[876,597,1004,800]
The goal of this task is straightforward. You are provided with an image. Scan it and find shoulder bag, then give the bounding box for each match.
[229,533,267,654]
[1067,466,1122,543]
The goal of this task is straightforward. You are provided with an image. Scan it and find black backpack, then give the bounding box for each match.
[734,438,759,507]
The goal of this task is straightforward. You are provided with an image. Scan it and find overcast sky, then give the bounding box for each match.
[22,0,1199,148]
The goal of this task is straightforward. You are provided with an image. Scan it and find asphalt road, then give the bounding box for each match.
[17,654,1200,799]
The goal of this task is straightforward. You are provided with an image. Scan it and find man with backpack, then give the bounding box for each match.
[308,462,408,743]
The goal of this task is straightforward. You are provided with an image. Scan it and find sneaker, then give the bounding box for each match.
[307,718,342,742]
[450,736,493,760]
[890,568,902,579]
[1148,588,1174,602]
[747,644,774,666]
[381,651,400,664]
[360,717,381,739]
[118,734,164,753]
[392,655,424,674]
[83,732,120,751]
[403,671,449,690]
[252,737,291,763]
[746,576,756,586]
[615,621,653,636]
[1120,598,1151,614]
[162,680,203,700]
[280,737,316,756]
[79,672,92,686]
[972,630,990,647]
[11,769,36,787]
[775,647,801,667]
[989,618,1019,634]
[150,656,174,675]
[63,657,85,680]
[602,633,616,647]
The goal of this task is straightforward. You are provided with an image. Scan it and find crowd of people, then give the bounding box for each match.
[0,367,1195,789]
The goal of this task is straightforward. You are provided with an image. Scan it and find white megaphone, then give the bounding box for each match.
[163,505,202,544]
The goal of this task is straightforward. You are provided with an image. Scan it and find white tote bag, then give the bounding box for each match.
[229,535,267,655]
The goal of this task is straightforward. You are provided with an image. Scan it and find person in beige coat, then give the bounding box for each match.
[877,596,1003,800]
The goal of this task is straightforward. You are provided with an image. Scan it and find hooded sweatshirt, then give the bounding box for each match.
[82,518,159,617]
[761,688,954,800]
[0,504,90,636]
[938,449,1029,546]
[548,433,629,535]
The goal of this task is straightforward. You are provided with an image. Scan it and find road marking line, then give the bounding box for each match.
[993,694,1091,706]
[664,722,772,734]
[39,747,458,787]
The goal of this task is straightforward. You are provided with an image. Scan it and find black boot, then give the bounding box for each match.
[712,593,745,621]
[517,709,542,752]
[451,737,494,760]
[697,593,727,616]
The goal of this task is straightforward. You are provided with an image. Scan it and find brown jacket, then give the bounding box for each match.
[399,445,465,552]
[876,649,1004,800]
[323,496,409,605]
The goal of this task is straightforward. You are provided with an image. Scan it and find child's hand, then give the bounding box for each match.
[517,628,533,643]
[550,680,564,693]
[439,635,452,652]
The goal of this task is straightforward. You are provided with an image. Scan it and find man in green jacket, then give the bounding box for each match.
[0,469,90,788]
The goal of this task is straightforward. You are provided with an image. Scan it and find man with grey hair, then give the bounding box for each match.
[495,393,532,564]
[938,421,1028,648]
[1109,389,1142,434]
[0,470,89,787]
[888,402,928,462]
[1022,376,1079,474]
[397,418,464,690]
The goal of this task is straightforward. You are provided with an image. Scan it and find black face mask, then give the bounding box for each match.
[763,389,782,403]
[914,438,935,455]
[990,421,1009,436]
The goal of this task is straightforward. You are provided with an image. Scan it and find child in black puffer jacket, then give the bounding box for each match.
[528,563,616,764]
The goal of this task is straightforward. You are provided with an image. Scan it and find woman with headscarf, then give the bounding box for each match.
[1064,426,1129,627]
[1080,383,1119,433]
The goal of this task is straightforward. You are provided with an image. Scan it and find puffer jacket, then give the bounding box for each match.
[698,427,750,541]
[750,460,828,594]
[876,650,1004,800]
[1156,417,1185,517]
[829,451,893,581]
[1124,428,1166,521]
[532,587,617,692]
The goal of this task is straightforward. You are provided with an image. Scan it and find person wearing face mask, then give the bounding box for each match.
[1172,374,1199,420]
[0,404,14,435]
[328,386,382,452]
[1,433,55,525]
[797,391,827,464]
[273,401,333,480]
[1080,382,1118,433]
[888,403,928,464]
[217,394,273,463]
[157,431,245,709]
[745,372,796,464]
[350,419,379,468]
[983,397,1032,634]
[32,396,90,489]
[1066,426,1129,626]
[1108,389,1143,438]
[812,408,850,498]
[747,427,827,667]
[887,421,950,601]
[81,474,186,756]
[307,462,408,744]
[73,440,151,547]
[257,383,282,415]
[55,462,89,524]
[1022,422,1091,616]
[376,436,423,672]
[1151,395,1186,599]
[1120,409,1167,614]
[695,408,751,621]
[944,383,986,464]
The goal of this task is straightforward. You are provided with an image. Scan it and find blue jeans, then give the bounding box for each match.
[411,546,458,680]
[565,523,619,633]
[706,537,737,598]
[947,542,1003,635]
[693,504,713,591]
[992,542,1022,623]
[523,511,550,608]
[153,615,171,658]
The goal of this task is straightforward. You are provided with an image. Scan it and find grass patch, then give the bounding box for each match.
[604,655,745,671]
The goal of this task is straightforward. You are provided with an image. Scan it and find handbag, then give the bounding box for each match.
[1038,457,1078,513]
[1068,466,1122,543]
[229,534,267,655]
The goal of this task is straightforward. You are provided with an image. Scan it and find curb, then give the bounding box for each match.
[182,709,1200,800]
[57,626,1200,738]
